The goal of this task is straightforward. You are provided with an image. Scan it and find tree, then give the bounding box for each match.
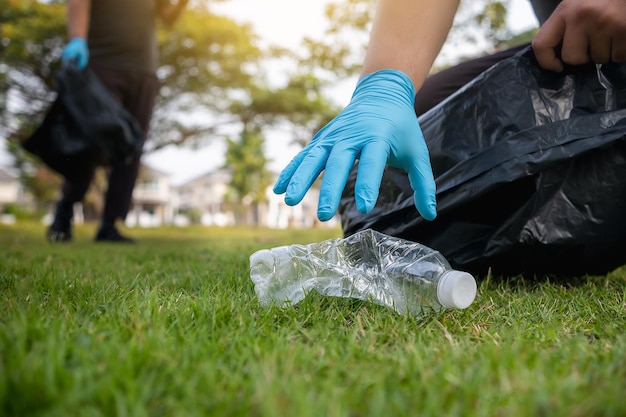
[0,1,66,212]
[0,0,339,213]
[224,126,272,225]
[0,1,64,140]
[295,0,529,79]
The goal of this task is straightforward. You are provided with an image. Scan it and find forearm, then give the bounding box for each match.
[66,0,91,38]
[361,0,459,90]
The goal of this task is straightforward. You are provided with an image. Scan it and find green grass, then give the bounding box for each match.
[1,222,625,417]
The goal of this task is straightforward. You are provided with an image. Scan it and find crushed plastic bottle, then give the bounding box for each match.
[249,229,477,316]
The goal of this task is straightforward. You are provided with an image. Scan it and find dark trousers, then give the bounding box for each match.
[414,44,530,116]
[61,65,159,220]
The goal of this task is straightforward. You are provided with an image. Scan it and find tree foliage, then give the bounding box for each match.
[0,1,65,139]
[295,0,534,76]
[0,1,66,210]
[0,0,536,215]
[224,126,272,223]
[0,0,339,212]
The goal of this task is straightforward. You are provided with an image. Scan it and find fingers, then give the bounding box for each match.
[282,146,329,207]
[274,125,332,195]
[275,136,436,222]
[588,31,611,64]
[62,54,88,70]
[353,140,389,215]
[77,53,89,70]
[405,148,437,221]
[609,18,626,62]
[62,38,89,70]
[532,13,566,72]
[560,21,590,66]
[533,0,626,70]
[612,38,626,63]
[317,143,361,221]
[273,151,306,194]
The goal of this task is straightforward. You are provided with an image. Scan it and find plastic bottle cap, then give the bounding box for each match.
[437,270,477,309]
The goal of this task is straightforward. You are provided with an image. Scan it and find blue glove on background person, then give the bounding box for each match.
[61,37,89,69]
[274,69,437,222]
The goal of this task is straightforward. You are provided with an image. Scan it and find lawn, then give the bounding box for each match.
[1,221,625,417]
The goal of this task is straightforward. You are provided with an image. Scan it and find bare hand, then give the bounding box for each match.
[532,0,626,71]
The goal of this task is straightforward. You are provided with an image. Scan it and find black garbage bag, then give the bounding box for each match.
[339,47,626,277]
[22,63,143,182]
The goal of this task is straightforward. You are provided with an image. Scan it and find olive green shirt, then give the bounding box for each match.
[87,0,158,74]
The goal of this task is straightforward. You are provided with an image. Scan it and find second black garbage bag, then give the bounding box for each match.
[23,63,143,182]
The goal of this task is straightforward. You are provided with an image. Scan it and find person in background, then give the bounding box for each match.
[273,0,626,223]
[47,0,188,243]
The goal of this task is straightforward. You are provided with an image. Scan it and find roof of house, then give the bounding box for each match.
[140,163,171,178]
[178,168,232,187]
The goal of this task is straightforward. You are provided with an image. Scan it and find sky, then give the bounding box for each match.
[1,0,539,184]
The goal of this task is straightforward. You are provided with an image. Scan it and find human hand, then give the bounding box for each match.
[273,69,437,222]
[61,37,89,69]
[532,0,626,71]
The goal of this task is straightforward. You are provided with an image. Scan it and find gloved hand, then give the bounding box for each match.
[61,37,89,69]
[274,69,437,222]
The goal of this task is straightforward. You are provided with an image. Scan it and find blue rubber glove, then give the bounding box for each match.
[274,69,437,222]
[61,37,89,69]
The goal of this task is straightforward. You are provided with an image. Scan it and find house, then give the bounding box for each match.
[0,168,20,209]
[176,168,339,229]
[176,168,234,226]
[0,162,339,229]
[0,167,22,223]
[125,163,340,229]
[126,165,175,227]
